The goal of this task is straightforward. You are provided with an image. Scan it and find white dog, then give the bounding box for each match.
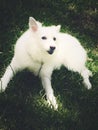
[0,17,92,109]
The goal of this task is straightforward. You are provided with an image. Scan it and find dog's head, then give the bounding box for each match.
[29,17,61,55]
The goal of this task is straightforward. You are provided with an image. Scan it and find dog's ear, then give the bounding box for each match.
[29,17,38,31]
[56,25,61,32]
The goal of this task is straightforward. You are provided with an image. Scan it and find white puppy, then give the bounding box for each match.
[0,17,92,109]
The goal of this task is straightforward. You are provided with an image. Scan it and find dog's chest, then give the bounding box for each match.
[27,59,43,76]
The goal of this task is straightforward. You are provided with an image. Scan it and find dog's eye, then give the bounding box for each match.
[53,37,56,41]
[41,36,47,40]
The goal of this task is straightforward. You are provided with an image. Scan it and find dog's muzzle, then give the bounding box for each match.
[47,46,56,55]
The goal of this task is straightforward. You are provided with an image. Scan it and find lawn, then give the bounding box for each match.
[0,0,98,130]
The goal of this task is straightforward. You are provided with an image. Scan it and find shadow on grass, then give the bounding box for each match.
[0,70,98,130]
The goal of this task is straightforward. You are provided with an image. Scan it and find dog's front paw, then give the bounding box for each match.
[86,83,92,90]
[83,80,92,90]
[47,94,58,110]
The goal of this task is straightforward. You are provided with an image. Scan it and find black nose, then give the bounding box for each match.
[47,46,56,55]
[50,46,56,51]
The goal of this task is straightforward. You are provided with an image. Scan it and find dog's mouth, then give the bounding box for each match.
[47,50,54,55]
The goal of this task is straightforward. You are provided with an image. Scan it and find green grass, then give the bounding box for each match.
[0,0,98,130]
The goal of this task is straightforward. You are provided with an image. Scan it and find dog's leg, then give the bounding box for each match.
[0,57,20,92]
[40,68,58,110]
[81,67,92,89]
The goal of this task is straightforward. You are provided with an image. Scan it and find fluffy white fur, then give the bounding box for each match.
[0,17,92,109]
